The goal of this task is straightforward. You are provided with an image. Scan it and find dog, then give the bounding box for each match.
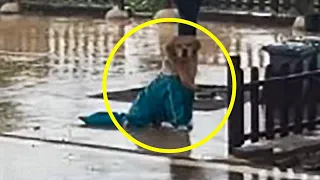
[80,36,202,132]
[162,35,201,90]
[156,35,201,130]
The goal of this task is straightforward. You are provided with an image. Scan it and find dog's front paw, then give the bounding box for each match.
[122,120,130,129]
[177,125,189,131]
[177,124,193,132]
[160,122,175,130]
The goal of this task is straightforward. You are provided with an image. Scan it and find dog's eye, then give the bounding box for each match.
[193,50,197,54]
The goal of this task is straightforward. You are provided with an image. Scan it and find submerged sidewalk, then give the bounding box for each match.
[3,104,229,160]
[1,135,319,180]
[0,136,231,180]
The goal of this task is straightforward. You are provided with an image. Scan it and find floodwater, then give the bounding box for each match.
[1,137,318,180]
[0,14,316,179]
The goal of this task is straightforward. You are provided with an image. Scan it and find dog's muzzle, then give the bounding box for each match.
[182,48,188,57]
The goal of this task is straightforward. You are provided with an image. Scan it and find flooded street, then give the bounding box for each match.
[1,136,318,180]
[0,14,316,179]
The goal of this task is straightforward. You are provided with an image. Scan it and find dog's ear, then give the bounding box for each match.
[193,39,201,51]
[191,38,201,56]
[165,36,178,58]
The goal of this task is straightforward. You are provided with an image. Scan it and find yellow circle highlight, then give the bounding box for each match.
[102,18,237,154]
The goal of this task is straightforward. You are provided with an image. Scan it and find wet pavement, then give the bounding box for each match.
[0,14,317,179]
[1,136,319,180]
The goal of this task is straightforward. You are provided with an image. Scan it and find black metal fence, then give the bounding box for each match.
[202,0,320,15]
[20,0,112,7]
[227,54,320,153]
[14,0,320,17]
[19,0,113,13]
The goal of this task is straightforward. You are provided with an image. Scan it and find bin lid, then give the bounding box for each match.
[287,36,320,48]
[261,42,316,57]
[300,36,320,48]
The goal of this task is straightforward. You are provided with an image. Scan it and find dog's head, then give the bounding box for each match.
[165,36,201,60]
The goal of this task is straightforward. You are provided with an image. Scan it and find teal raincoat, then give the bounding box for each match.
[80,73,194,129]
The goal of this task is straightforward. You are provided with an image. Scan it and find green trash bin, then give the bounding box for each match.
[261,42,317,106]
[286,36,320,102]
[261,42,317,75]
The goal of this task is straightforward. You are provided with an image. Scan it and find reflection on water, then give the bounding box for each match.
[0,101,22,132]
[0,14,316,179]
[0,54,49,87]
[2,135,317,180]
[0,16,299,83]
[171,165,227,180]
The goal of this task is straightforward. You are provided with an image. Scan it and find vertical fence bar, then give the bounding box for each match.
[259,0,266,11]
[307,55,318,130]
[264,65,275,140]
[250,67,260,142]
[235,0,242,9]
[247,0,254,10]
[239,60,245,144]
[208,0,219,8]
[119,0,125,10]
[227,55,234,153]
[225,0,232,9]
[270,0,279,13]
[283,0,291,11]
[228,55,245,153]
[294,0,300,14]
[279,63,290,137]
[293,61,303,134]
[217,0,224,9]
[307,78,317,130]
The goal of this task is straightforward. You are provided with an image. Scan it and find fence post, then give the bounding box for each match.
[279,63,290,137]
[235,0,242,9]
[293,61,303,134]
[228,55,245,154]
[250,67,259,142]
[247,0,254,10]
[225,0,231,9]
[259,0,265,11]
[264,65,275,140]
[270,0,279,13]
[307,55,317,130]
[239,57,245,144]
[283,0,291,12]
[119,0,125,10]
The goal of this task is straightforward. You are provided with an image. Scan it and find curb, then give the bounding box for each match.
[0,132,261,168]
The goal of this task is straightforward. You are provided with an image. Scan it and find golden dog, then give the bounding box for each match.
[162,36,201,90]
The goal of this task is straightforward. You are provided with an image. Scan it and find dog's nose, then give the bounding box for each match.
[182,48,188,57]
